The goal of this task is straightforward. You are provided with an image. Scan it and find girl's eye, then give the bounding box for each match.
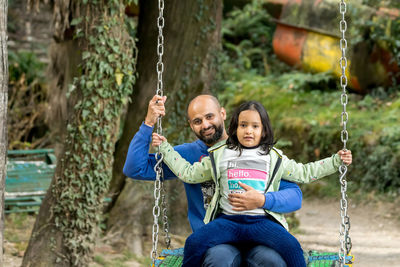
[253,125,259,128]
[240,124,246,128]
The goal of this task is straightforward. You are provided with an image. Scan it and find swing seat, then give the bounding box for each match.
[306,250,354,267]
[154,248,184,267]
[154,248,354,267]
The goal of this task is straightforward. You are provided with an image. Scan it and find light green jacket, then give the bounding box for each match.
[159,140,341,230]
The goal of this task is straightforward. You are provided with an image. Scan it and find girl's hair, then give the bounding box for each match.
[226,101,275,155]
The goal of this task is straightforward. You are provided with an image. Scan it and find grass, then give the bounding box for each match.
[4,213,36,257]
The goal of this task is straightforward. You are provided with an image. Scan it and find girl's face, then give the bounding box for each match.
[237,110,263,148]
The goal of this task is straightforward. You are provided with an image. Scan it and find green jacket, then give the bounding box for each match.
[159,140,341,230]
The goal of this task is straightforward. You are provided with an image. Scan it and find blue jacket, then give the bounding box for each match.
[123,122,303,232]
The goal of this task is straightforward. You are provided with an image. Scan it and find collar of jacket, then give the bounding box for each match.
[207,139,227,153]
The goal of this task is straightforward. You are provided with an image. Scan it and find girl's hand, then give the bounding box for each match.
[229,182,265,211]
[338,149,352,165]
[152,133,166,147]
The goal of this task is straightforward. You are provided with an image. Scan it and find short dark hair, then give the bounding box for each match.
[226,101,275,155]
[187,94,220,119]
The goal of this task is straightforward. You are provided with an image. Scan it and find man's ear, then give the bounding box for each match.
[220,107,227,120]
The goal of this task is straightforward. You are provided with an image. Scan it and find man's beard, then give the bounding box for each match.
[196,124,224,145]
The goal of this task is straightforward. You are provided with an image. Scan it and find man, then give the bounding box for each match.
[123,95,303,267]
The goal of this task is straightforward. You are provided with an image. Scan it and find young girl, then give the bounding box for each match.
[152,101,352,267]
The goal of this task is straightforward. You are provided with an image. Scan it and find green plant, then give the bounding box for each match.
[351,1,400,93]
[8,51,45,84]
[222,0,276,75]
[7,59,49,150]
[93,255,107,265]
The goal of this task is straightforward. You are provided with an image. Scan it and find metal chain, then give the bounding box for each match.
[338,1,352,266]
[157,0,171,249]
[151,0,169,264]
[161,177,171,248]
[151,154,162,263]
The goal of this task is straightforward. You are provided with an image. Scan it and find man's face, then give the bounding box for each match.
[188,97,226,146]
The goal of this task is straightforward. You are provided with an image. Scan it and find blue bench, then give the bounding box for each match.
[5,149,56,213]
[5,149,111,213]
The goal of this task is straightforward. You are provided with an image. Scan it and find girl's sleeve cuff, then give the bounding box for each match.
[333,153,341,169]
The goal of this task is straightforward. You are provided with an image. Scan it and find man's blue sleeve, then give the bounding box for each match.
[263,180,302,213]
[123,122,179,180]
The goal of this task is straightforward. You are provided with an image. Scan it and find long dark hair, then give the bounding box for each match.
[226,101,275,155]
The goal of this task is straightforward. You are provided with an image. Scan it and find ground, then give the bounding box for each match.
[295,198,400,267]
[3,198,400,266]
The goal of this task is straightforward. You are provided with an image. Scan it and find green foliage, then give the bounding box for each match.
[356,125,400,195]
[221,0,276,75]
[216,0,400,197]
[363,18,400,89]
[8,51,45,84]
[7,51,49,150]
[218,69,400,195]
[46,1,138,266]
[351,1,400,92]
[362,0,400,9]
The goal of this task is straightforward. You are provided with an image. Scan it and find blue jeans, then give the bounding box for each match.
[183,215,305,267]
[202,244,287,267]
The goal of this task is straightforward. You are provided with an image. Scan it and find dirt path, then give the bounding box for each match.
[4,198,400,266]
[295,198,400,267]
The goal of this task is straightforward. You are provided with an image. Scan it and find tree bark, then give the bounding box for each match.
[22,1,136,266]
[0,0,8,264]
[106,0,222,256]
[45,40,82,157]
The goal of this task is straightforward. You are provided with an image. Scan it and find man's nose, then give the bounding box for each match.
[202,120,212,129]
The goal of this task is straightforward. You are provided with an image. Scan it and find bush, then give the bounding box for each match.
[221,1,276,75]
[218,70,400,196]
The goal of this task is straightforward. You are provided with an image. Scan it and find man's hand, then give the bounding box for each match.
[144,95,167,127]
[228,182,265,211]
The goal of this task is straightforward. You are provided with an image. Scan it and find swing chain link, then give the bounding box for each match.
[161,178,171,248]
[339,1,352,266]
[151,153,162,262]
[151,0,170,264]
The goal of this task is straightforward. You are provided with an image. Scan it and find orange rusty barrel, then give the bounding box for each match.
[270,0,399,93]
[273,23,360,91]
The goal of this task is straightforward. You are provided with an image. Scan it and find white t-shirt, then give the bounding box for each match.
[219,147,271,216]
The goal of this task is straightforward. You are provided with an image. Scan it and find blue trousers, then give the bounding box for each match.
[202,243,287,267]
[183,214,306,267]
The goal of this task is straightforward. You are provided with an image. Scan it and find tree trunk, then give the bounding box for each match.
[106,0,222,256]
[0,0,8,264]
[22,1,137,266]
[45,40,82,157]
